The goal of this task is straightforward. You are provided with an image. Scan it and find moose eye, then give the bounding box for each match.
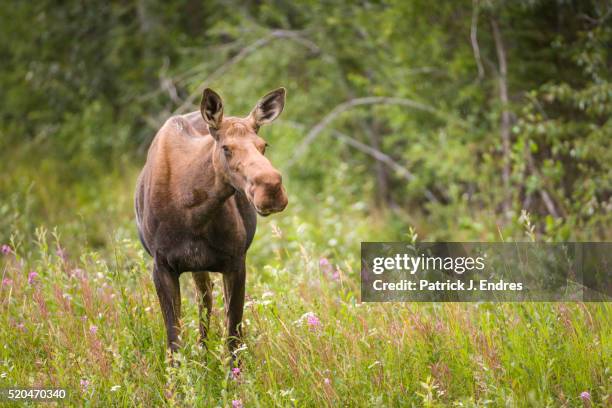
[222,145,232,157]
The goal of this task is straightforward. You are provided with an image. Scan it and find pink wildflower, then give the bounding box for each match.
[56,247,67,261]
[324,377,331,385]
[232,399,243,408]
[580,391,591,406]
[319,257,333,275]
[307,313,321,330]
[2,278,12,286]
[80,379,90,391]
[89,325,98,335]
[1,244,11,255]
[28,271,38,285]
[231,367,241,380]
[320,257,341,281]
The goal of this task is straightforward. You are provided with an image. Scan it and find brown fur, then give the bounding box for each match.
[135,88,288,359]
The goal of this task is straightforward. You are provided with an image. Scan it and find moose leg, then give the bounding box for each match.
[153,262,182,354]
[222,263,246,360]
[193,271,214,345]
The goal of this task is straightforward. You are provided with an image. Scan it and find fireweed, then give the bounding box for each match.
[0,215,608,407]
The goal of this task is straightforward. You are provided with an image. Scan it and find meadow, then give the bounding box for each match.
[0,162,610,407]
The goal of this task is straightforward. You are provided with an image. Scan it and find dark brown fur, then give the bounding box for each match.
[135,88,288,359]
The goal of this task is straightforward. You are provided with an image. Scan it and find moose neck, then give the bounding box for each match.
[182,143,235,222]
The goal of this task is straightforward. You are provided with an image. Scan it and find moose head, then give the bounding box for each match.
[200,88,288,216]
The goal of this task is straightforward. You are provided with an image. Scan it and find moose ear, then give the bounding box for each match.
[200,88,224,129]
[249,88,286,126]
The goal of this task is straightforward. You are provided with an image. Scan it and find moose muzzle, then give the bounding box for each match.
[248,170,288,216]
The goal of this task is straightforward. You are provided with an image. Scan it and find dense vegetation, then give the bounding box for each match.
[0,0,610,406]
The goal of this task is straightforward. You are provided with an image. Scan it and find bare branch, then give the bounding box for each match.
[280,120,440,203]
[172,30,321,115]
[470,0,485,80]
[579,6,612,25]
[272,29,321,54]
[331,129,440,203]
[288,96,463,167]
[404,67,446,76]
[524,146,564,218]
[539,189,560,218]
[172,35,276,114]
[159,57,181,105]
[136,30,320,106]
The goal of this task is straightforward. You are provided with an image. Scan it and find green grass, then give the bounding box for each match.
[0,166,610,407]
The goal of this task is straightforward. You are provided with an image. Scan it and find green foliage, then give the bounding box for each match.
[1,0,610,241]
[0,0,610,406]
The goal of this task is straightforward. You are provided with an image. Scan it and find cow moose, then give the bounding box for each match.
[135,88,288,362]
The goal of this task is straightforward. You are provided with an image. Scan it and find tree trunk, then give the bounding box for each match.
[491,16,512,215]
[366,119,395,208]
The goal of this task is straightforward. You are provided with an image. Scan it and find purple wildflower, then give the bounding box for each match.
[56,247,67,262]
[17,323,25,331]
[89,325,98,335]
[324,377,331,385]
[231,367,241,380]
[319,257,333,275]
[28,271,38,285]
[2,278,12,286]
[232,399,243,408]
[80,379,90,391]
[1,244,11,255]
[320,257,341,281]
[307,313,321,330]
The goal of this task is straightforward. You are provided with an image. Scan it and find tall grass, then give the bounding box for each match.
[1,188,610,407]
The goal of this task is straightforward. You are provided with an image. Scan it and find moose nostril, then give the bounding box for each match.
[254,172,282,190]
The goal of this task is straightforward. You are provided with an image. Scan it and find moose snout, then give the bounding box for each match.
[249,171,288,215]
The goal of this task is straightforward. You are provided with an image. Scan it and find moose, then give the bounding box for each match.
[135,88,288,362]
